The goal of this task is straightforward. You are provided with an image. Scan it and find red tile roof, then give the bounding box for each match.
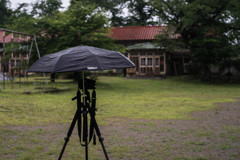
[109,26,166,41]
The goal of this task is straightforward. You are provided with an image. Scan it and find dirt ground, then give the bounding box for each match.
[1,99,240,160]
[101,99,240,160]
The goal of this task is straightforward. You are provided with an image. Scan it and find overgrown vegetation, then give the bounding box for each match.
[153,0,240,81]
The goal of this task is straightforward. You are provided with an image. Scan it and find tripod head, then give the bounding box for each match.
[78,78,96,90]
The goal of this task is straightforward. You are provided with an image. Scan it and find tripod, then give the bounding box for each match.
[58,78,109,160]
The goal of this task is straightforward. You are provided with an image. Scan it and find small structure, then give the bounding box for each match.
[0,72,11,81]
[0,28,31,75]
[109,26,191,76]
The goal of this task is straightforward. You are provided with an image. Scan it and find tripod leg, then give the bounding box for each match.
[58,110,79,160]
[85,141,88,160]
[92,118,109,160]
[83,110,88,160]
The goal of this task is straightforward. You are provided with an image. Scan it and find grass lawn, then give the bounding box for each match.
[0,76,240,160]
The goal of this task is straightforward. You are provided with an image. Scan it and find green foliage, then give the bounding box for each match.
[152,0,240,80]
[2,42,28,54]
[34,1,124,55]
[72,0,158,26]
[126,0,157,26]
[5,3,37,34]
[0,0,12,27]
[31,0,62,17]
[155,26,184,52]
[228,0,240,52]
[71,0,128,26]
[5,0,126,65]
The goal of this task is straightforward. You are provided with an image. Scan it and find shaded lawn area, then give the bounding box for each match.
[0,76,240,160]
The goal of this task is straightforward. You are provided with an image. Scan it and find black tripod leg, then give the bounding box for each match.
[58,110,79,160]
[92,118,109,160]
[83,111,88,160]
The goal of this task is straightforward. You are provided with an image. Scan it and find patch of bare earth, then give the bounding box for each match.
[1,100,240,160]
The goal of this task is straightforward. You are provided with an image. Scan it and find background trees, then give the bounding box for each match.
[126,0,157,26]
[0,0,12,27]
[3,0,124,64]
[152,0,240,80]
[71,0,157,26]
[34,1,117,55]
[70,0,128,26]
[31,0,62,17]
[1,0,240,80]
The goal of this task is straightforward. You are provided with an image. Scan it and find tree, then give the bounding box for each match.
[0,0,12,27]
[36,1,123,53]
[31,0,62,17]
[70,0,128,26]
[1,0,127,84]
[6,3,37,34]
[71,0,158,26]
[6,1,126,66]
[126,0,157,26]
[228,0,240,46]
[152,0,240,81]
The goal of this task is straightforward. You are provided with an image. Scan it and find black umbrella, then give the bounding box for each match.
[27,45,135,160]
[27,45,135,73]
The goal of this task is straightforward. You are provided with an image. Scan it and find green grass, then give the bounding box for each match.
[1,76,240,160]
[96,76,238,121]
[0,76,240,126]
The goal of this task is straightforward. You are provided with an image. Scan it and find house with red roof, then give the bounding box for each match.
[109,26,190,76]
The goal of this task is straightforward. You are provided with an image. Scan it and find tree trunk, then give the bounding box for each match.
[51,73,55,83]
[201,65,211,81]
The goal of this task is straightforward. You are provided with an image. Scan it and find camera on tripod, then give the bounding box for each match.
[79,78,96,89]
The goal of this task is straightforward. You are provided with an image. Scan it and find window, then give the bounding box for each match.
[141,68,146,73]
[147,58,152,66]
[130,57,139,72]
[160,56,164,72]
[184,57,190,64]
[16,60,20,67]
[11,60,15,67]
[160,56,164,63]
[155,58,159,66]
[140,58,146,66]
[147,67,152,71]
[160,65,164,72]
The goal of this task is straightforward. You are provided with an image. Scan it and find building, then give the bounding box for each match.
[0,28,30,75]
[1,26,191,76]
[109,26,191,76]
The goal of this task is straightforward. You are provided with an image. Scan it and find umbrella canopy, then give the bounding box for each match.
[27,45,135,73]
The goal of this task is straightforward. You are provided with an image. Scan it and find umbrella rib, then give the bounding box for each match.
[52,47,76,73]
[117,51,136,67]
[88,48,103,70]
